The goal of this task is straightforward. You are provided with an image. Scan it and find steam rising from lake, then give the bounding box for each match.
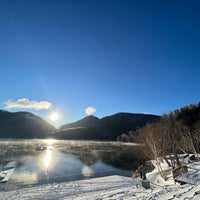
[0,139,144,191]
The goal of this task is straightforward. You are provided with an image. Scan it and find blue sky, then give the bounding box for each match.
[1,0,200,127]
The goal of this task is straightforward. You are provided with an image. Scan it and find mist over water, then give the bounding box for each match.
[0,139,144,191]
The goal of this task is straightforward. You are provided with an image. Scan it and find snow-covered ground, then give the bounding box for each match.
[1,158,200,200]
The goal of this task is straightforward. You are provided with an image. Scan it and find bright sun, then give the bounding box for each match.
[49,112,59,121]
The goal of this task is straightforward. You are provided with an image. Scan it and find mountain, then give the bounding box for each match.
[99,112,159,139]
[55,112,160,140]
[0,110,56,138]
[60,115,100,130]
[0,110,159,140]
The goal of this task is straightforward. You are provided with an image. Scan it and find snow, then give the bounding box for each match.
[1,159,200,199]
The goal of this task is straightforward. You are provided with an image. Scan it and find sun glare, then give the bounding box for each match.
[43,138,56,145]
[50,111,59,121]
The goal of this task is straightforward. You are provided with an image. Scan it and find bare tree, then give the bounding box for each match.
[191,121,200,160]
[137,113,200,180]
[161,117,184,168]
[138,122,167,179]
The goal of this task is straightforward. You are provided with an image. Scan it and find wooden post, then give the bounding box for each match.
[142,180,150,189]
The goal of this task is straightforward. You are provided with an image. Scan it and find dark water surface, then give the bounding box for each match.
[0,139,143,191]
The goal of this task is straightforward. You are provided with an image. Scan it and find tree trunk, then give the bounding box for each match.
[164,156,171,167]
[175,154,181,167]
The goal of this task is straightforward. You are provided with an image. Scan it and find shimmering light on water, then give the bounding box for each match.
[82,165,94,177]
[0,139,143,191]
[44,149,52,169]
[43,139,56,145]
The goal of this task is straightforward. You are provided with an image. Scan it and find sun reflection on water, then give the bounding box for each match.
[43,139,56,145]
[38,139,57,170]
[82,165,94,177]
[44,149,52,168]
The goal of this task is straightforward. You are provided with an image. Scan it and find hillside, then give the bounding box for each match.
[55,112,159,140]
[60,115,100,129]
[0,110,55,138]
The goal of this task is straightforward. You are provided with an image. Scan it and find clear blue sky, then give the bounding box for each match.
[1,0,200,127]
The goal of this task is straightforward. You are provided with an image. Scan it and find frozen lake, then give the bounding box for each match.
[0,139,143,191]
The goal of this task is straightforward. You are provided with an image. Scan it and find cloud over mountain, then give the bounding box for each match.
[85,106,96,115]
[5,98,52,110]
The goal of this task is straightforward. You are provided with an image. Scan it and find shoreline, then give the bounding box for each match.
[1,172,200,200]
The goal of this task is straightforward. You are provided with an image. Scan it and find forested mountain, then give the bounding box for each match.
[60,115,100,130]
[0,110,55,138]
[0,110,159,140]
[54,112,159,140]
[170,103,200,127]
[1,102,200,141]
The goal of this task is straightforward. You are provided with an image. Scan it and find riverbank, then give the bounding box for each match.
[1,158,200,200]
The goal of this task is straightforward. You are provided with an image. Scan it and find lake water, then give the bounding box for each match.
[0,139,144,191]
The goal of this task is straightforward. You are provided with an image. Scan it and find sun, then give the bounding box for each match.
[49,111,60,121]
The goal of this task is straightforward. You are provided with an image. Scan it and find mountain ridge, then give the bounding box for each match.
[0,110,159,140]
[55,112,160,140]
[60,115,100,130]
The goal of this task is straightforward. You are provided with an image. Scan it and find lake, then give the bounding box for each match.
[0,139,144,191]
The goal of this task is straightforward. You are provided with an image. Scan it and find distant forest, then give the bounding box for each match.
[118,103,200,143]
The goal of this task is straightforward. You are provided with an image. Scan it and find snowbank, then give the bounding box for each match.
[1,159,200,199]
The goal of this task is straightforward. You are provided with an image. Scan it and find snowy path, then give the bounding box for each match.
[0,176,142,200]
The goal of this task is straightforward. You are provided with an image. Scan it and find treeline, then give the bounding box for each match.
[137,103,200,180]
[117,131,138,142]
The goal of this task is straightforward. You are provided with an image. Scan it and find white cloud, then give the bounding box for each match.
[5,98,52,110]
[85,106,96,116]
